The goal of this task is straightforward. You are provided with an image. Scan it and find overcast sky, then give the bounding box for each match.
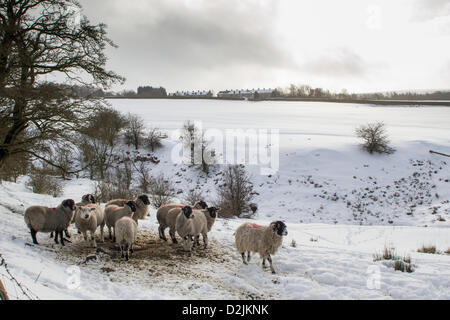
[78,0,450,93]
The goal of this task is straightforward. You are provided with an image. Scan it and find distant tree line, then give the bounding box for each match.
[271,85,450,101]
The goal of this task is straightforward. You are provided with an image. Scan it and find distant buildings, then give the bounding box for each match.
[217,88,274,99]
[169,90,213,97]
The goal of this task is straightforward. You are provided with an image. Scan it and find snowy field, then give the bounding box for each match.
[0,99,449,300]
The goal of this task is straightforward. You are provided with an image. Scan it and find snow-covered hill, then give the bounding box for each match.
[0,100,449,300]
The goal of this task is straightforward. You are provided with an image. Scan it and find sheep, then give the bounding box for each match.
[50,194,97,239]
[115,216,138,261]
[175,206,195,251]
[234,221,288,274]
[105,201,137,242]
[74,204,105,247]
[157,200,208,243]
[175,206,212,251]
[24,199,76,246]
[193,206,219,248]
[77,194,96,207]
[106,195,150,223]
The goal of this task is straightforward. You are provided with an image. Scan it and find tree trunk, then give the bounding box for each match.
[0,279,9,300]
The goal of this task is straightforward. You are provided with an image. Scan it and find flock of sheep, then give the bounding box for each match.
[23,194,288,274]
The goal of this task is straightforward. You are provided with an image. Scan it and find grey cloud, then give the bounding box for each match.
[301,48,372,78]
[78,0,296,90]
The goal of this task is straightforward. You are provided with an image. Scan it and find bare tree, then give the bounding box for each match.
[148,174,175,208]
[356,122,395,154]
[216,165,254,218]
[133,161,151,194]
[180,121,215,173]
[145,127,164,152]
[124,113,145,150]
[0,0,124,171]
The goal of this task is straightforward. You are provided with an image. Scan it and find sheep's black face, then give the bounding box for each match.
[126,201,137,212]
[273,221,288,236]
[139,195,150,205]
[182,206,193,219]
[198,200,208,209]
[88,194,96,204]
[63,199,76,211]
[207,207,218,218]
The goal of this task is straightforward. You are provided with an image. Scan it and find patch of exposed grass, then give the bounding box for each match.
[374,246,415,273]
[394,260,414,273]
[417,245,437,254]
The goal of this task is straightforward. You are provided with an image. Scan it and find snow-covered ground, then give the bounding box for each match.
[0,100,449,300]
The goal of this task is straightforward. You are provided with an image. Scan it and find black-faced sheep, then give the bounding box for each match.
[234,221,288,274]
[24,199,76,246]
[106,195,150,223]
[176,206,214,251]
[105,201,137,242]
[193,207,219,248]
[50,194,97,239]
[115,216,138,261]
[74,204,105,247]
[157,200,208,243]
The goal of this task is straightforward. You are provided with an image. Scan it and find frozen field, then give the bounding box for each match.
[0,100,449,300]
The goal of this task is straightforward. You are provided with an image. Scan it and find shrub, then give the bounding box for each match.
[356,122,395,154]
[133,161,151,194]
[148,174,176,208]
[93,162,135,203]
[27,171,63,197]
[0,153,30,183]
[184,188,205,206]
[216,165,254,218]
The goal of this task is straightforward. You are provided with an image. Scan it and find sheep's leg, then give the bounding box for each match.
[159,226,168,241]
[49,232,54,239]
[108,226,112,241]
[60,231,65,246]
[30,229,39,245]
[113,228,116,243]
[192,235,198,247]
[262,258,267,268]
[82,231,88,243]
[169,229,177,244]
[130,244,134,254]
[241,253,248,265]
[247,251,251,263]
[99,225,104,243]
[202,234,208,250]
[267,255,276,274]
[54,231,59,244]
[120,245,124,259]
[90,231,97,248]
